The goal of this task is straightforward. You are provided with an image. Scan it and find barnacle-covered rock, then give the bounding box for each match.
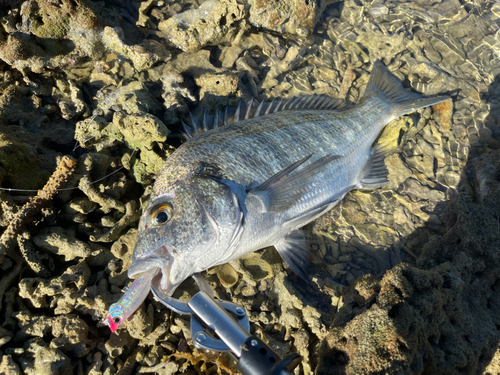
[158,0,247,52]
[52,79,89,120]
[14,314,54,340]
[52,278,113,318]
[75,153,129,215]
[19,261,91,308]
[50,315,95,358]
[260,44,307,90]
[89,201,141,242]
[0,85,46,127]
[20,0,98,40]
[0,0,104,73]
[33,226,97,261]
[0,354,20,374]
[126,303,154,340]
[0,0,499,373]
[161,71,196,124]
[105,329,136,358]
[0,32,46,73]
[271,272,328,338]
[161,71,195,110]
[196,72,240,97]
[108,111,169,153]
[102,26,170,72]
[111,111,170,182]
[20,338,71,375]
[75,104,170,182]
[96,81,163,116]
[109,229,136,287]
[231,250,275,286]
[247,0,337,36]
[66,197,97,216]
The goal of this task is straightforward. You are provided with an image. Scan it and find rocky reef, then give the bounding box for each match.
[0,0,499,373]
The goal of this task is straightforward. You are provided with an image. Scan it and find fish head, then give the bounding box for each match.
[128,170,237,296]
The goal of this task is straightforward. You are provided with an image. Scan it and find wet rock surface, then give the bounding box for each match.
[0,0,498,373]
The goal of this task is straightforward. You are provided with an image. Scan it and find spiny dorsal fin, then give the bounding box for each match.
[179,95,351,141]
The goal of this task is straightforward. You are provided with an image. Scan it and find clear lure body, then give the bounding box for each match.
[103,269,157,332]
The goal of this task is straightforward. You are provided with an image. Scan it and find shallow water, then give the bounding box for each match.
[0,0,499,373]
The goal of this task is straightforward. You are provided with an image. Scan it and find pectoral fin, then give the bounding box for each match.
[249,153,342,213]
[275,230,309,281]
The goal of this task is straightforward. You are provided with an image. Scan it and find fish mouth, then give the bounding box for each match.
[128,246,179,296]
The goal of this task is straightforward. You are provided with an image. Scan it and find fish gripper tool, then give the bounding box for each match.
[152,273,301,375]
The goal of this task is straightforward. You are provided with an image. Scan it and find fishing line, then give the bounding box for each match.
[0,150,137,194]
[73,108,106,152]
[93,264,111,299]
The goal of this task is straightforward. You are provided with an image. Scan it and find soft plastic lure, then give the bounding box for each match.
[103,269,157,332]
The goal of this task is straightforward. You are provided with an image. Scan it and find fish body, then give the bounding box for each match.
[128,61,449,296]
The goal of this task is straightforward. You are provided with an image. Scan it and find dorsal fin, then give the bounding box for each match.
[180,95,351,141]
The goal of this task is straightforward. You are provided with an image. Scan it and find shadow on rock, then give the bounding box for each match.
[316,148,500,374]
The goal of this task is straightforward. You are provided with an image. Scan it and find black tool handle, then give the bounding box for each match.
[237,336,301,375]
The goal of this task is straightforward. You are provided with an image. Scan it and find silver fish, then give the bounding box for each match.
[128,60,448,296]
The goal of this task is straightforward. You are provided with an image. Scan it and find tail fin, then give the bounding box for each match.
[364,60,449,118]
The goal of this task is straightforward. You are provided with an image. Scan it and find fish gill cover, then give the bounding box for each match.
[0,0,498,374]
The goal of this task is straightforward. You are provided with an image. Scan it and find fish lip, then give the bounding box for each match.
[128,246,180,296]
[127,247,170,278]
[151,272,181,298]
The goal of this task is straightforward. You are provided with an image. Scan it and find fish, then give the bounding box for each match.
[127,60,449,300]
[103,269,157,332]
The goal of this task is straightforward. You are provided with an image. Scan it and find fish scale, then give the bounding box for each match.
[167,106,382,211]
[124,60,449,309]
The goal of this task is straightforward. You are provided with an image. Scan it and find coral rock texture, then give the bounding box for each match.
[248,0,339,36]
[158,0,247,52]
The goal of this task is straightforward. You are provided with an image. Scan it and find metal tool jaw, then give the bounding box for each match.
[151,273,250,352]
[152,273,301,375]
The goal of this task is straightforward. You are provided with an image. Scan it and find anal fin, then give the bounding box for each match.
[357,146,390,190]
[275,230,309,281]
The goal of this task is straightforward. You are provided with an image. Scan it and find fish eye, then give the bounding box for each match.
[151,204,173,226]
[113,317,121,324]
